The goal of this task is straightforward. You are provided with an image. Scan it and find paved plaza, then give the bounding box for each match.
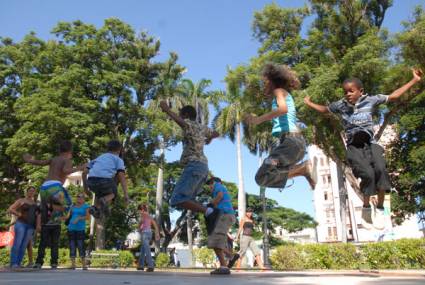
[1,270,424,285]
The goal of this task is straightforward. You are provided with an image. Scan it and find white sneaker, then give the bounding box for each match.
[373,207,386,230]
[361,207,373,228]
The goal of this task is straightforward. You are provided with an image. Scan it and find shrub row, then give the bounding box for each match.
[271,238,425,270]
[0,248,134,268]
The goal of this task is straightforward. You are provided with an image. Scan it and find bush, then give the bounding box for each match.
[155,252,170,268]
[0,247,135,268]
[271,238,425,270]
[361,239,425,269]
[193,248,215,268]
[270,244,304,270]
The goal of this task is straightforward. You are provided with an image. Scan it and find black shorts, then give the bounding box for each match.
[87,177,117,198]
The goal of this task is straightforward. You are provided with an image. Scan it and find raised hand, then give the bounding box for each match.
[413,68,423,82]
[304,96,312,105]
[159,100,169,112]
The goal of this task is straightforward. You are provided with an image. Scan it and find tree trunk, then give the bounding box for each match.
[187,210,194,267]
[236,123,246,218]
[260,186,270,266]
[336,161,348,243]
[88,195,96,253]
[155,140,165,235]
[95,215,106,250]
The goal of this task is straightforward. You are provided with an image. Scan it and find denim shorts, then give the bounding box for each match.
[170,161,209,207]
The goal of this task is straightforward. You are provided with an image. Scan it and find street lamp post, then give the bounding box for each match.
[260,185,271,267]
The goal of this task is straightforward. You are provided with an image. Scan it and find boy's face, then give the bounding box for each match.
[343,82,363,104]
[63,151,73,159]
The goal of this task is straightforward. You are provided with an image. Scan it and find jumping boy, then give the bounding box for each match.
[244,63,316,190]
[304,68,423,229]
[206,177,238,275]
[23,140,86,269]
[82,140,129,218]
[159,101,220,233]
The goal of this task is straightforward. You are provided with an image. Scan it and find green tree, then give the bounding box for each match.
[225,1,425,223]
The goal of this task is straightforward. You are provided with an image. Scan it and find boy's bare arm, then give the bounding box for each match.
[304,96,330,113]
[82,168,90,196]
[245,89,288,125]
[211,191,223,207]
[388,68,423,102]
[23,154,51,166]
[159,100,188,128]
[206,130,220,145]
[117,172,129,204]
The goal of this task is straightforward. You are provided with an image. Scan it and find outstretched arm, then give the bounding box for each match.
[117,171,129,205]
[23,154,51,166]
[205,130,220,145]
[235,218,245,242]
[245,89,288,126]
[388,69,422,102]
[82,168,91,196]
[159,101,188,128]
[304,96,330,114]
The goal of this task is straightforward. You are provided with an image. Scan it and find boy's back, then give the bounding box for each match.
[180,119,214,166]
[88,152,125,178]
[46,156,70,184]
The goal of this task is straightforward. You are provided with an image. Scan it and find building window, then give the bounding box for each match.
[324,192,328,201]
[328,227,332,237]
[332,227,337,237]
[320,158,324,166]
[327,175,331,183]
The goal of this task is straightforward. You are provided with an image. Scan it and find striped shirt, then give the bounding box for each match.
[328,94,388,144]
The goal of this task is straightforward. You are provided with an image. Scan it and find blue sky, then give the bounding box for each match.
[1,0,424,217]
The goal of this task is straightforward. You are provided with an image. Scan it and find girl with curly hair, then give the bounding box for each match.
[245,63,315,190]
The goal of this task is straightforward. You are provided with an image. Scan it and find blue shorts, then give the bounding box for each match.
[170,161,208,207]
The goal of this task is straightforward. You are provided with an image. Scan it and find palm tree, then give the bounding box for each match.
[214,86,247,218]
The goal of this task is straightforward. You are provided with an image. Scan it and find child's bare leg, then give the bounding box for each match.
[377,189,385,208]
[255,255,265,269]
[363,195,371,207]
[214,249,226,267]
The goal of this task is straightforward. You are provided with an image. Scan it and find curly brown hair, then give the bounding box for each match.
[262,63,300,92]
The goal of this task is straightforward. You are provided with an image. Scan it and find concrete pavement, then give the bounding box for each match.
[1,269,424,285]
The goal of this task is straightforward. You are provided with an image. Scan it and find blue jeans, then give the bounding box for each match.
[68,230,86,258]
[138,231,154,268]
[10,221,34,266]
[170,161,208,207]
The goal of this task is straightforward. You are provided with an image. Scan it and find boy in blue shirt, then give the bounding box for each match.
[206,177,237,275]
[304,68,422,229]
[83,140,129,218]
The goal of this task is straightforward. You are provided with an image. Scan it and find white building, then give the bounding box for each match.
[64,171,84,188]
[273,226,317,244]
[309,142,423,243]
